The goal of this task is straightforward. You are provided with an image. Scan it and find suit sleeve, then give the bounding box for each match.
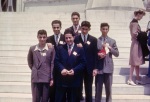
[96,38,104,70]
[50,46,55,79]
[148,32,150,46]
[73,48,86,74]
[27,47,33,70]
[130,23,139,39]
[109,40,119,57]
[54,47,65,72]
[97,38,103,50]
[93,38,98,69]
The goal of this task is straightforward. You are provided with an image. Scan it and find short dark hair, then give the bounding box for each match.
[134,10,146,16]
[37,29,47,36]
[81,21,91,28]
[51,20,62,27]
[64,28,74,37]
[71,12,80,18]
[100,23,110,29]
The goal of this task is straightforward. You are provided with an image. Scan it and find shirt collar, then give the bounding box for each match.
[67,43,74,49]
[34,44,48,51]
[101,35,108,39]
[73,25,80,29]
[81,33,88,37]
[54,33,61,37]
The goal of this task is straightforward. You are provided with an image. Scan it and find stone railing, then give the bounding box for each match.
[0,0,2,12]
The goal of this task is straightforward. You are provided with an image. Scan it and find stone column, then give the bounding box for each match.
[0,0,2,12]
[16,0,23,12]
[7,0,14,12]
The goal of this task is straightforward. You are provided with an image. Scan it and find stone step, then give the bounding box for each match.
[0,50,130,59]
[0,93,31,102]
[114,65,149,75]
[0,82,149,95]
[0,35,131,42]
[0,45,130,52]
[0,45,30,51]
[0,40,131,47]
[0,64,148,75]
[0,65,30,73]
[0,93,150,102]
[0,57,134,65]
[0,73,150,84]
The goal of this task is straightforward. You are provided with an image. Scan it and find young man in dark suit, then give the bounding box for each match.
[55,29,86,102]
[46,20,65,102]
[74,21,98,102]
[47,20,65,50]
[64,12,81,37]
[27,29,55,102]
[95,23,119,102]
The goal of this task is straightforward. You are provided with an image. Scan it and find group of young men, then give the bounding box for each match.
[27,12,119,102]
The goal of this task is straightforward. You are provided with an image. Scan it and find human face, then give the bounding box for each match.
[100,26,109,36]
[65,34,74,46]
[52,23,61,35]
[81,26,90,35]
[136,14,144,20]
[71,15,80,26]
[37,34,47,46]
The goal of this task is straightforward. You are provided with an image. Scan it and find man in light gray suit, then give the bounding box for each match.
[27,29,55,102]
[94,23,119,102]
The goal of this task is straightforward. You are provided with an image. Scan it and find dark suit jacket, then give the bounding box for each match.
[64,26,81,37]
[74,34,97,74]
[27,45,55,83]
[46,34,65,50]
[55,44,86,87]
[137,31,149,57]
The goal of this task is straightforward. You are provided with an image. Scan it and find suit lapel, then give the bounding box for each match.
[79,35,84,45]
[63,44,70,57]
[84,34,91,51]
[58,34,64,44]
[52,35,57,46]
[71,26,75,33]
[106,36,111,45]
[34,50,42,68]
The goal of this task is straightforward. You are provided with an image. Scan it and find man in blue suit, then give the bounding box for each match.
[74,21,97,102]
[55,29,86,102]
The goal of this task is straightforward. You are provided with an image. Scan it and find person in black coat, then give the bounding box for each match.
[74,21,98,102]
[46,20,65,102]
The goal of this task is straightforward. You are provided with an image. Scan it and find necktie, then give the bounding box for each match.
[84,35,86,43]
[68,45,72,56]
[56,35,59,45]
[75,26,77,32]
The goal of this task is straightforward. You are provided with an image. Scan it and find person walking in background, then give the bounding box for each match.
[95,23,119,102]
[54,29,86,102]
[74,21,97,102]
[127,10,146,85]
[27,29,55,102]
